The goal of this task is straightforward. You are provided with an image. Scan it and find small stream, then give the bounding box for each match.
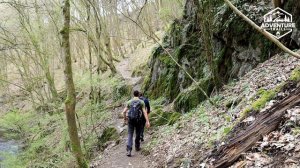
[0,97,21,166]
[0,134,20,166]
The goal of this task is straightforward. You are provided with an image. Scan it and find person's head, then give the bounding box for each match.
[139,92,144,97]
[133,90,140,97]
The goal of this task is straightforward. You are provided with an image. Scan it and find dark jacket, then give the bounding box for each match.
[139,96,150,114]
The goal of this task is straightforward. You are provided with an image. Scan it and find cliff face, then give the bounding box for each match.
[144,0,300,113]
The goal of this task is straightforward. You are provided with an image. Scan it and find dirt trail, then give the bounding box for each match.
[91,57,150,168]
[117,57,142,91]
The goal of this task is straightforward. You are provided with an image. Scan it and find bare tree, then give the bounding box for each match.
[61,0,87,167]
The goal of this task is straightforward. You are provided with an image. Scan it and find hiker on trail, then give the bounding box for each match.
[139,92,150,142]
[122,90,150,157]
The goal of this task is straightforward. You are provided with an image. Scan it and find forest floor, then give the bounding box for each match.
[143,52,300,167]
[90,44,155,168]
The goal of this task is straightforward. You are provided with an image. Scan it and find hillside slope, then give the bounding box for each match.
[144,52,300,167]
[144,0,300,114]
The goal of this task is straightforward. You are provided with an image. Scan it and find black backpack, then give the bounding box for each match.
[128,100,143,120]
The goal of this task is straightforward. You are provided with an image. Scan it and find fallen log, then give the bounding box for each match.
[211,82,300,168]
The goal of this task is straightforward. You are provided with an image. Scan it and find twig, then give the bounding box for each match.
[0,78,28,92]
[136,0,148,22]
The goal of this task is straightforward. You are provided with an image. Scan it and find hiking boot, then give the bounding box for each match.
[126,149,131,157]
[140,137,144,142]
[135,146,141,151]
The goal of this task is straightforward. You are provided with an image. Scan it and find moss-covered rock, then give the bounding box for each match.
[149,109,181,127]
[173,79,213,113]
[97,127,119,151]
[143,0,300,113]
[112,81,132,101]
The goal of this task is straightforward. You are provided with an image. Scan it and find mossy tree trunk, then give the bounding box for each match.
[61,0,88,167]
[104,33,117,74]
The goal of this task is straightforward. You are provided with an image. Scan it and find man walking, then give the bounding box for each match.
[122,90,150,157]
[139,92,150,142]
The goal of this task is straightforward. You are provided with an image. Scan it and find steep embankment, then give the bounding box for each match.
[136,1,300,167]
[144,0,300,113]
[144,52,300,167]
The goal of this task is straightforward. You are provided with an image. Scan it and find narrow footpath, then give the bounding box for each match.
[90,56,150,168]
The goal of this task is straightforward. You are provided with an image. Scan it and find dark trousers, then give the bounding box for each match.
[140,118,146,139]
[127,118,142,151]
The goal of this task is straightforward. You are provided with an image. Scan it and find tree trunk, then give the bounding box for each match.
[211,82,300,168]
[45,67,58,100]
[104,35,117,74]
[61,1,87,167]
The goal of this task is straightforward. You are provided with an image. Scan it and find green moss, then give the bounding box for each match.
[214,47,226,65]
[234,20,248,36]
[112,82,132,101]
[223,126,232,135]
[224,115,231,122]
[237,88,276,120]
[173,78,213,113]
[142,74,151,91]
[289,68,300,82]
[261,39,274,61]
[240,107,251,119]
[158,54,175,66]
[240,83,285,120]
[147,66,179,100]
[251,89,276,111]
[149,109,181,127]
[97,127,119,150]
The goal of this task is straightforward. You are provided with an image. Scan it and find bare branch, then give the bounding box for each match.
[224,0,300,59]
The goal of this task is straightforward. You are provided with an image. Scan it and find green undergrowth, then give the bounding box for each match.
[0,71,131,167]
[97,127,119,151]
[0,109,32,139]
[149,109,181,127]
[289,67,300,81]
[98,127,118,144]
[143,100,229,158]
[148,97,181,127]
[132,63,148,77]
[0,109,73,167]
[75,70,131,102]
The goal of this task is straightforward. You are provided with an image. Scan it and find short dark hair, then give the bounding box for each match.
[139,92,143,97]
[133,90,140,97]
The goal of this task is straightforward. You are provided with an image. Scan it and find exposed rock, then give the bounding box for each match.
[144,0,300,113]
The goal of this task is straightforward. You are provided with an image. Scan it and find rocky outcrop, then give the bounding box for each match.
[144,0,300,113]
